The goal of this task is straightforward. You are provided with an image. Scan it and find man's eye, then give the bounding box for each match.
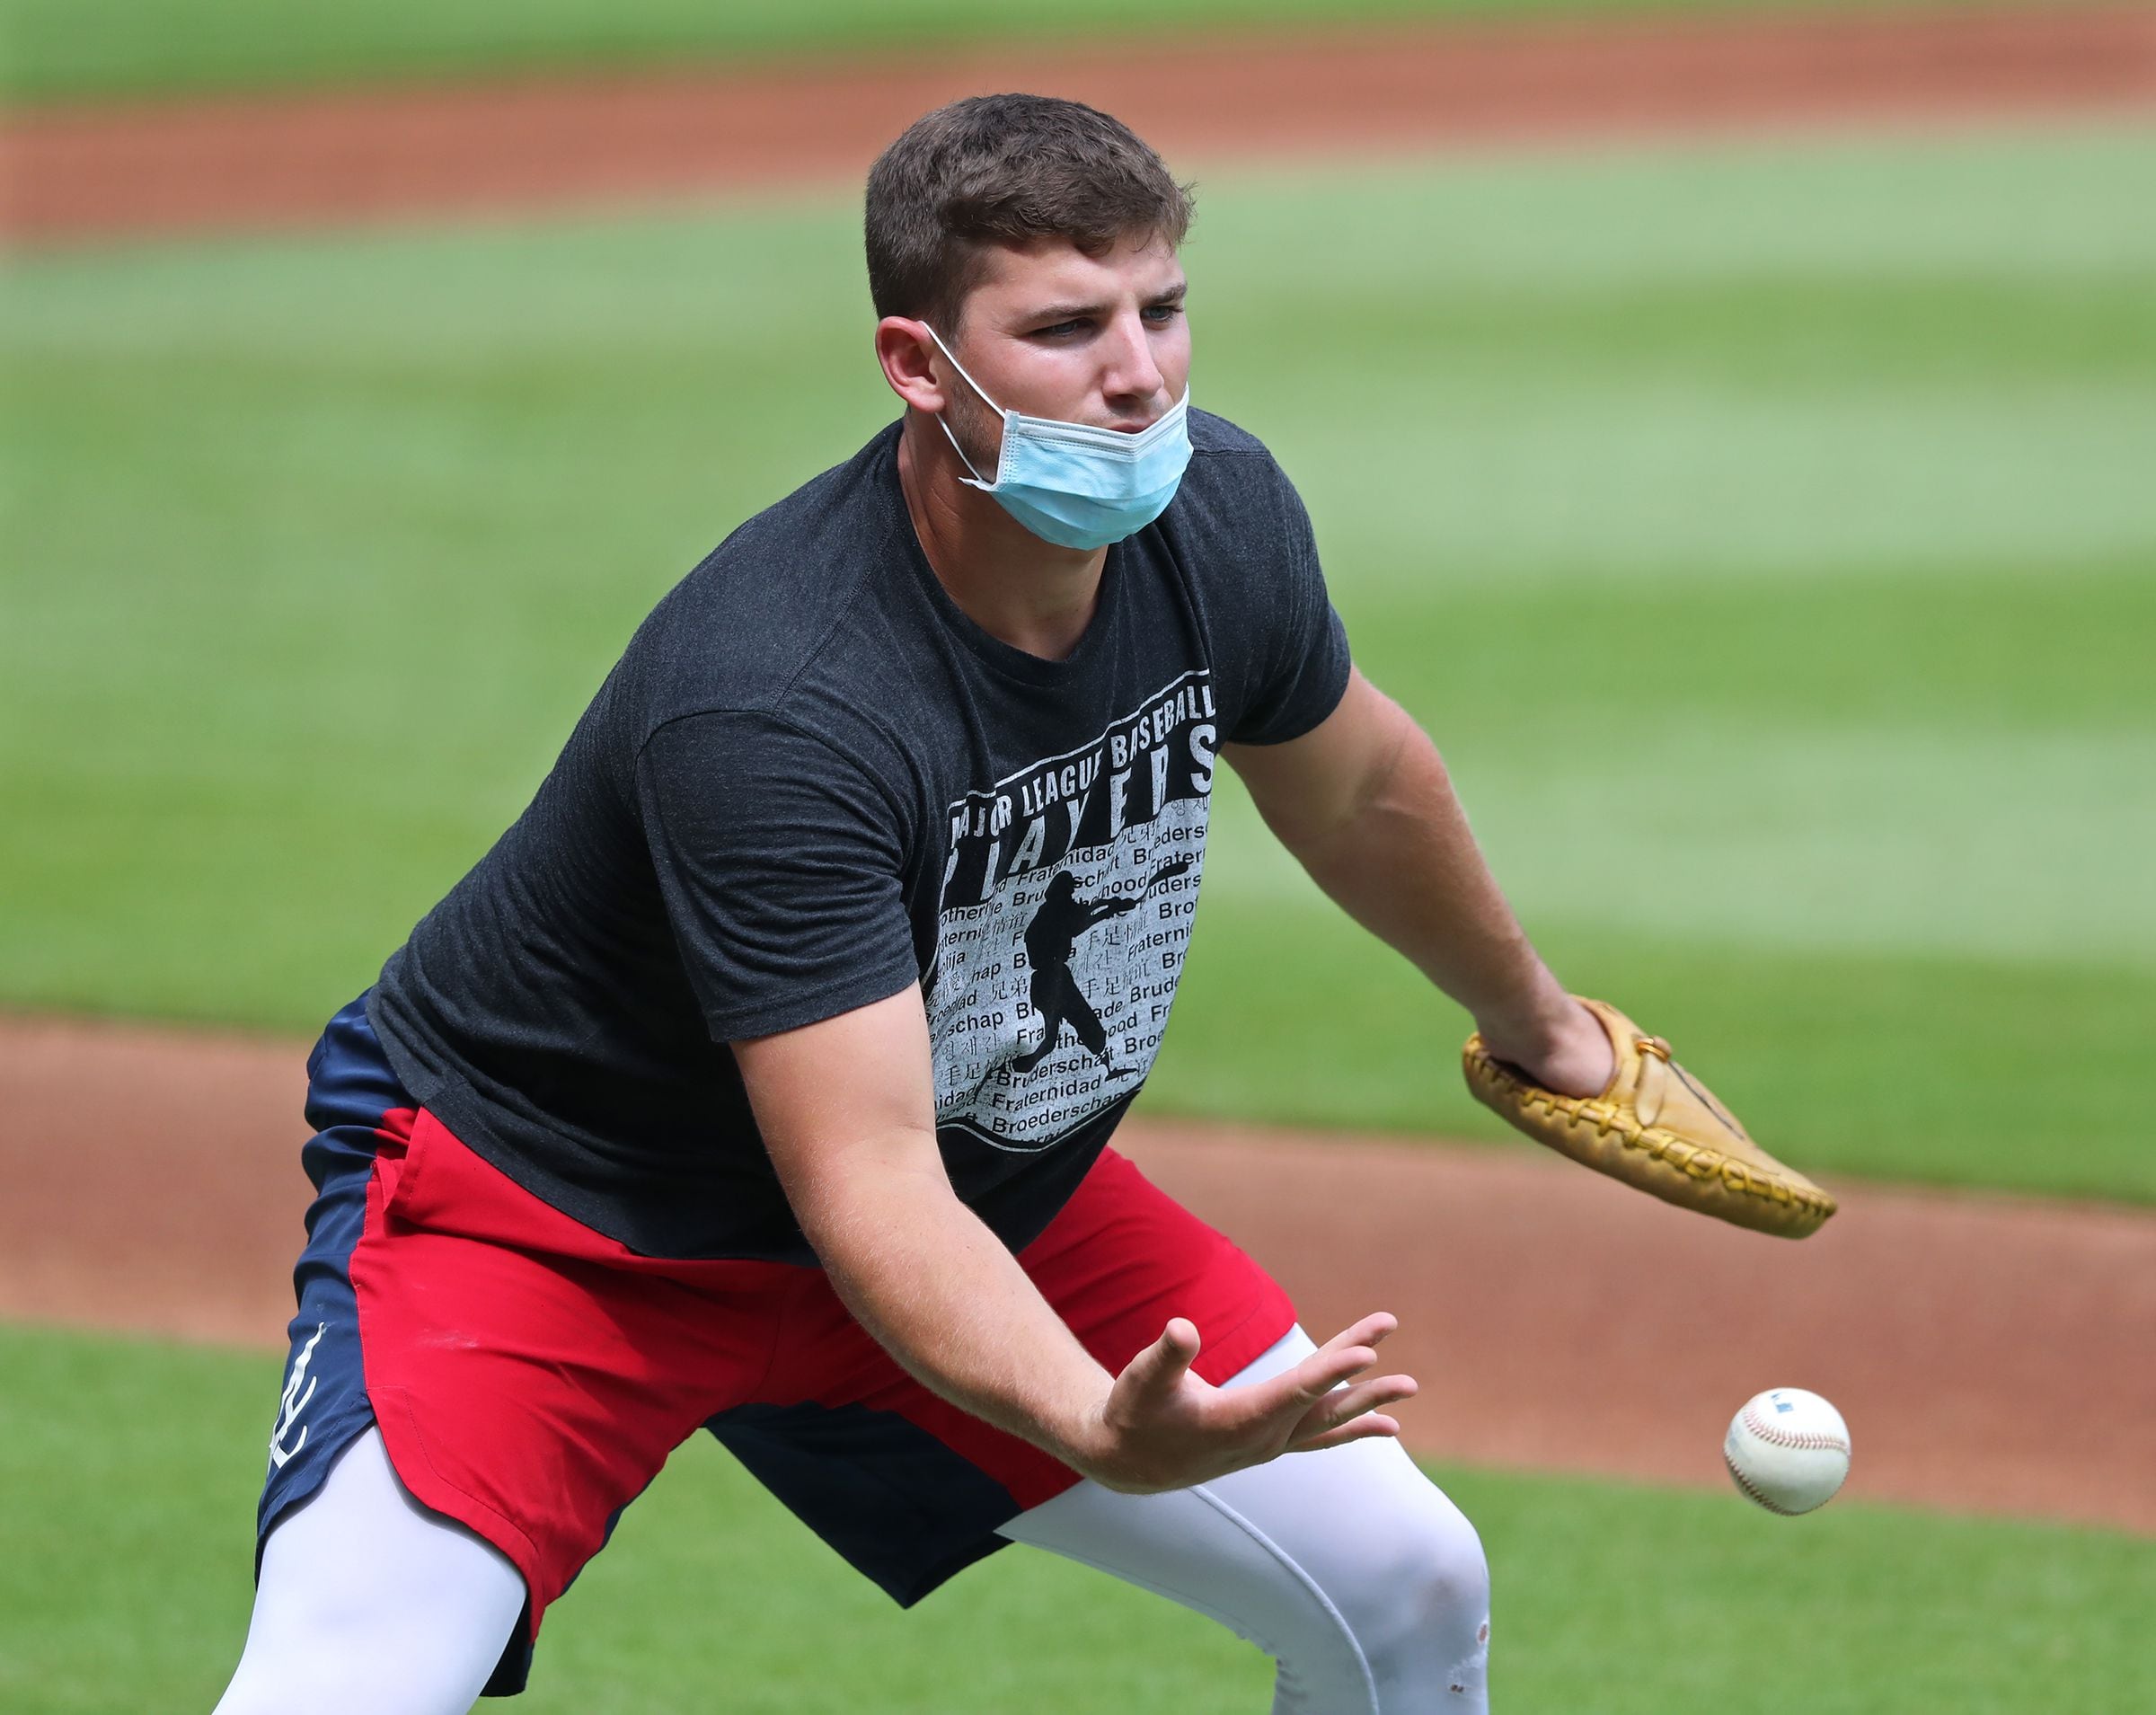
[1144,304,1186,323]
[1033,321,1085,339]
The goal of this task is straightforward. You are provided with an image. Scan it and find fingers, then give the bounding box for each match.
[1298,1313,1397,1382]
[1315,1312,1398,1356]
[1211,1316,1403,1442]
[1294,1372,1414,1432]
[1290,1372,1418,1448]
[1114,1317,1201,1408]
[1293,1346,1378,1403]
[1294,1413,1402,1453]
[1286,1317,1398,1402]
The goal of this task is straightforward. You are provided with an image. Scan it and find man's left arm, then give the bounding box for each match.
[1224,667,1613,1099]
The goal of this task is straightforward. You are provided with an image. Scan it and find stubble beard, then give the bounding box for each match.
[941,381,1005,485]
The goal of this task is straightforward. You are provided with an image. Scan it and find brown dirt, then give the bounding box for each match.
[5,1012,2152,1534]
[6,6,2153,246]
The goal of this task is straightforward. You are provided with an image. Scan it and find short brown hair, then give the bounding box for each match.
[864,94,1194,333]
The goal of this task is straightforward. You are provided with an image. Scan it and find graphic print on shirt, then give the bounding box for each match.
[929,671,1215,1151]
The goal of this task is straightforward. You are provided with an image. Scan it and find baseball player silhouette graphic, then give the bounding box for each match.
[1012,871,1140,1074]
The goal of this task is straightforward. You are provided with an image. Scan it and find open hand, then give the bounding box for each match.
[1071,1313,1417,1494]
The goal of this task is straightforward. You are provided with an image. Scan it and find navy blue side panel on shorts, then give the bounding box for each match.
[706,1403,1020,1606]
[255,992,535,1698]
[256,995,401,1553]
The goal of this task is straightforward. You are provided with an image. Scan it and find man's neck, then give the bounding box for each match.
[897,414,1107,662]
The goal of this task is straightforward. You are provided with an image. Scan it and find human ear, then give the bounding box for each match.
[875,318,947,414]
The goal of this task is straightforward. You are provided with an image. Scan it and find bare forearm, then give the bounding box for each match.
[1249,688,1573,1052]
[800,1154,1112,1468]
[738,990,1418,1498]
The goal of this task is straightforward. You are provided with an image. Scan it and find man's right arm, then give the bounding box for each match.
[733,987,1417,1494]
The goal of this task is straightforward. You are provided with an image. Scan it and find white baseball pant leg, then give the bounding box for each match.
[1001,1324,1492,1713]
[212,1427,526,1715]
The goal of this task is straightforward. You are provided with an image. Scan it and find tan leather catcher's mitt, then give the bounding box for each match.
[1462,997,1835,1239]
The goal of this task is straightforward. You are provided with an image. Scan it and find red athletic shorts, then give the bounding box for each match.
[327,1104,1294,1678]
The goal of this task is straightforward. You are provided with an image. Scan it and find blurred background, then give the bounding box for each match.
[4,3,2152,1710]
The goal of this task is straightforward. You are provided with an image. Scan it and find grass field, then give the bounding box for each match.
[2,1322,2148,1712]
[7,123,2152,1198]
[3,0,2010,103]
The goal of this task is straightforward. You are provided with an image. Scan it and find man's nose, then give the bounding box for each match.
[1100,313,1168,411]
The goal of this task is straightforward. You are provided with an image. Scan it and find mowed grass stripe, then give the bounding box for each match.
[1158,897,2156,1199]
[4,125,2152,1197]
[2,1323,2148,1713]
[1205,128,2156,586]
[7,0,2003,103]
[1227,570,2156,966]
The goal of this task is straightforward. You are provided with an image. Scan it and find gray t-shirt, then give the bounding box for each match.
[368,411,1350,1260]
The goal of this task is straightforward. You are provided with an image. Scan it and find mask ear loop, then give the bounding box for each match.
[922,324,1005,490]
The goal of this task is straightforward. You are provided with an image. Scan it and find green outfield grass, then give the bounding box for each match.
[2,1322,2148,1712]
[4,0,2013,104]
[5,124,2154,1198]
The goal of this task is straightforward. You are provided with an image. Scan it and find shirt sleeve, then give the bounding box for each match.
[636,710,922,1042]
[1227,460,1352,746]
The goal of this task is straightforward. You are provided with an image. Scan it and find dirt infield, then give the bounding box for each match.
[7,5,2153,244]
[5,1012,2152,1534]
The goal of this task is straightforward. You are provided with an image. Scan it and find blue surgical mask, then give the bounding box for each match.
[924,325,1192,552]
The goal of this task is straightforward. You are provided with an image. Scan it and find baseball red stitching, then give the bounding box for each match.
[1738,1399,1849,1454]
[1724,1450,1806,1516]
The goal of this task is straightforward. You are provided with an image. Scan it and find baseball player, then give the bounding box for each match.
[213,94,1627,1714]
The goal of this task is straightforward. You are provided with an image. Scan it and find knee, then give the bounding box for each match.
[1365,1505,1489,1657]
[1325,1498,1489,1706]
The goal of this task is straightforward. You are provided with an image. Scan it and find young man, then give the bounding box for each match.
[216,94,1613,1714]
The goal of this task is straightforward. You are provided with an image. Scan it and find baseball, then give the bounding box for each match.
[1723,1388,1851,1515]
